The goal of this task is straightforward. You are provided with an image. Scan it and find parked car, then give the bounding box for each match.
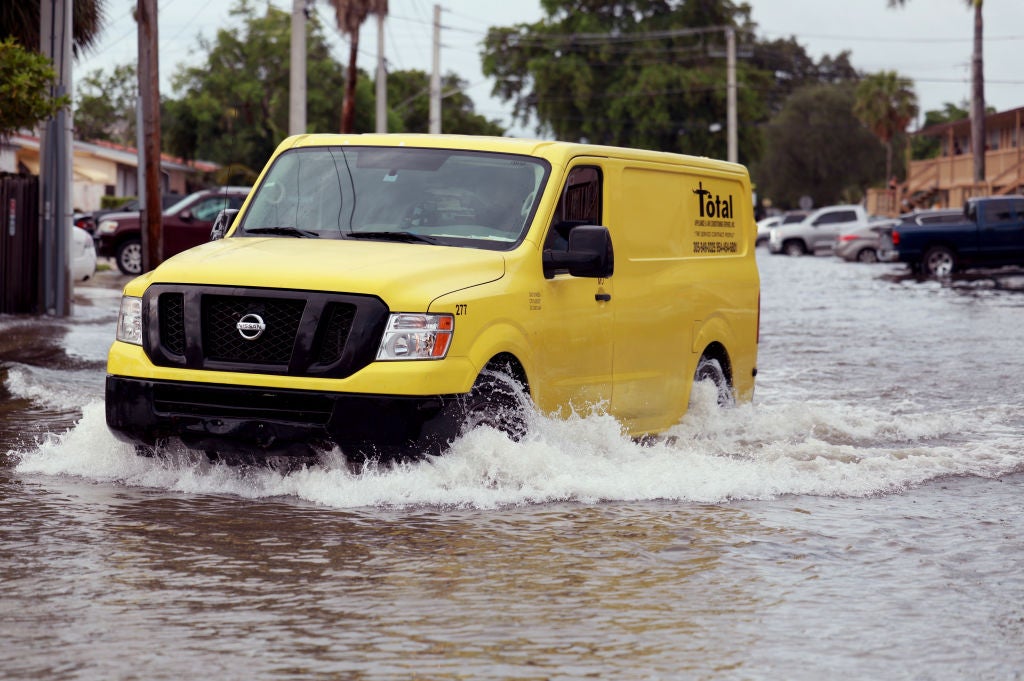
[95,187,250,275]
[768,204,869,256]
[756,210,808,247]
[834,218,900,263]
[883,197,1024,276]
[877,208,963,263]
[76,194,184,236]
[71,225,97,282]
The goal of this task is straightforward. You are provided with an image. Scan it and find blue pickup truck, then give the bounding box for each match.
[885,196,1024,276]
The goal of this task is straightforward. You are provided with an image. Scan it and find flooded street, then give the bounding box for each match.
[2,253,1023,680]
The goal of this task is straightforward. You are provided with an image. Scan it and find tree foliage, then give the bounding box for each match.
[853,70,918,183]
[388,70,505,136]
[0,37,70,140]
[911,101,968,159]
[483,0,763,160]
[0,0,106,57]
[754,84,884,209]
[165,0,349,177]
[482,0,859,166]
[74,63,138,146]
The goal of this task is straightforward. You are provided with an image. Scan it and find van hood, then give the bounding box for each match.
[138,237,507,309]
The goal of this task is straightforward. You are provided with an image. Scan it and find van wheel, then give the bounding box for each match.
[783,240,806,256]
[922,246,955,277]
[116,238,143,275]
[693,356,734,407]
[460,369,529,442]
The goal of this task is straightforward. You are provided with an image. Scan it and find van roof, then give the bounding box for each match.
[279,133,747,176]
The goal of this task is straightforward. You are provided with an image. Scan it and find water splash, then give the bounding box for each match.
[12,384,1024,510]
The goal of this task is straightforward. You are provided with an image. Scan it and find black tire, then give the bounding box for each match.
[693,356,734,407]
[116,238,143,275]
[856,248,878,263]
[783,240,806,257]
[459,369,529,442]
[922,245,956,277]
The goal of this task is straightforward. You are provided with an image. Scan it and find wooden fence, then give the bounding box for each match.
[0,174,40,314]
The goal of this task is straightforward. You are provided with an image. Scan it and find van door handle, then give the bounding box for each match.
[595,293,611,302]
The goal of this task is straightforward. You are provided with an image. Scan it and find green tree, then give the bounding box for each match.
[329,0,387,133]
[74,63,137,146]
[910,102,968,159]
[482,0,763,159]
[754,83,884,208]
[748,39,858,116]
[0,37,70,139]
[853,70,918,185]
[889,0,984,183]
[165,0,350,175]
[0,0,106,57]
[388,70,505,136]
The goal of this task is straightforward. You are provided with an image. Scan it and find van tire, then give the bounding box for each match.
[116,238,143,275]
[922,245,956,277]
[693,356,734,407]
[459,369,529,442]
[783,240,806,256]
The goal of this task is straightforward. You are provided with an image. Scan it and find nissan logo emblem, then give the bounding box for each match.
[236,313,266,341]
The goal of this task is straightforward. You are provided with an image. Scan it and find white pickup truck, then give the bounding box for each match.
[768,204,868,256]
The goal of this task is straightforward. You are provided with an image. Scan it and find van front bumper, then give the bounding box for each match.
[105,375,467,459]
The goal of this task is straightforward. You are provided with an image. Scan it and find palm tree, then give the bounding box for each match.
[888,0,985,184]
[853,71,919,185]
[0,0,107,57]
[329,0,387,133]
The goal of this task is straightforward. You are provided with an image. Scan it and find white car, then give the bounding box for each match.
[757,210,808,247]
[71,225,97,282]
[769,204,869,256]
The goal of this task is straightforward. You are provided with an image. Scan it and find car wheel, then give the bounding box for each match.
[692,356,734,407]
[856,248,878,263]
[459,368,529,442]
[115,238,143,275]
[922,245,955,277]
[783,240,806,257]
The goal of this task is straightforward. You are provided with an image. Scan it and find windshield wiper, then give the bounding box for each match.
[346,231,439,245]
[244,226,320,238]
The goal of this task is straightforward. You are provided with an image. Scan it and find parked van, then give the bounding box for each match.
[105,135,760,460]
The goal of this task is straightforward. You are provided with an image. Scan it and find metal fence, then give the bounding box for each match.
[0,174,40,314]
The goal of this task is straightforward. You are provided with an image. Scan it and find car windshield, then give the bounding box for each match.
[238,146,550,250]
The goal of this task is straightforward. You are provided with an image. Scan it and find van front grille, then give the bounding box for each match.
[142,285,388,379]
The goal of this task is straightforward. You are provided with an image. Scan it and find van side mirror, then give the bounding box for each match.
[543,225,614,279]
[210,209,239,241]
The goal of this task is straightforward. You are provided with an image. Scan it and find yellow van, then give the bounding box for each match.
[106,135,759,460]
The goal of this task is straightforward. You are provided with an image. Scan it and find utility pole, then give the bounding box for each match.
[289,0,306,136]
[726,27,737,164]
[137,0,162,273]
[429,4,441,134]
[39,0,73,316]
[375,11,387,133]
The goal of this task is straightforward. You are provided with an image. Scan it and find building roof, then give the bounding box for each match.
[915,106,1024,138]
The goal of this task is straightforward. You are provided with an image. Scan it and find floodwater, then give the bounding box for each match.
[2,253,1023,680]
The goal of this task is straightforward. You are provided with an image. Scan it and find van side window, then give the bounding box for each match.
[545,166,602,252]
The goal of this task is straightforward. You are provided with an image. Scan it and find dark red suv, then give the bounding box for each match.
[95,187,250,275]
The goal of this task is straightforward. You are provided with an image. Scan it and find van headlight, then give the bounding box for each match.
[116,296,143,345]
[97,220,118,234]
[376,313,453,360]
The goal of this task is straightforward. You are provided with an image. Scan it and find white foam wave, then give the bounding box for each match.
[13,387,1024,510]
[4,364,105,412]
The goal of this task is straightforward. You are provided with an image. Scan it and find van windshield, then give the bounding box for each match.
[238,146,550,250]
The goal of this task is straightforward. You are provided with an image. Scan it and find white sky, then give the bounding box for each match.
[73,0,1023,136]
